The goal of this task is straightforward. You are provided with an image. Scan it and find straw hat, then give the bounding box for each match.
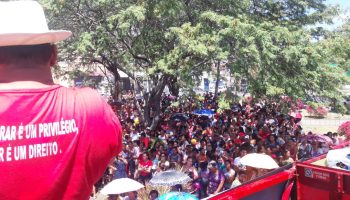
[0,1,71,46]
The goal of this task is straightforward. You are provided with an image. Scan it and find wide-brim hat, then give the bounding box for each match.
[0,1,71,47]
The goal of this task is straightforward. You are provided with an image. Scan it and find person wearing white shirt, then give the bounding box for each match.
[233,149,247,171]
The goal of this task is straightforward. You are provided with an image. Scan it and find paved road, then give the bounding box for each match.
[302,118,349,126]
[301,117,350,133]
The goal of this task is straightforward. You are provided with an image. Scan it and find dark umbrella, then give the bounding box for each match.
[170,113,189,122]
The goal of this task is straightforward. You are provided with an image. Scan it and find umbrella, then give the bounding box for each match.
[170,113,189,122]
[158,192,198,200]
[326,148,350,169]
[149,170,191,187]
[240,153,279,169]
[100,178,144,195]
[192,109,215,117]
[301,134,333,146]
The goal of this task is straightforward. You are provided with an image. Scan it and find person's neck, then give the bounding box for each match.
[0,64,54,89]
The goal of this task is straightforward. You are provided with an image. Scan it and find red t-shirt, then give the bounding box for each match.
[0,85,122,199]
[259,129,270,140]
[139,160,153,177]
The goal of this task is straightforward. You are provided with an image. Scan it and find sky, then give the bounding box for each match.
[322,0,350,30]
[326,0,350,9]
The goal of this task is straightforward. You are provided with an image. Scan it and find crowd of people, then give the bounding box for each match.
[98,91,347,199]
[3,1,346,200]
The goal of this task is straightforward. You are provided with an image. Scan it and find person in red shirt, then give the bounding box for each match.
[0,1,122,199]
[259,125,271,140]
[137,152,153,184]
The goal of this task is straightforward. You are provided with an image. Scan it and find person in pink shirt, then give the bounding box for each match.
[0,1,122,199]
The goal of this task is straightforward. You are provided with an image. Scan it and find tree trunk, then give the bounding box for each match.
[235,76,241,97]
[149,94,162,130]
[143,75,168,129]
[131,81,144,122]
[114,81,121,101]
[168,76,179,97]
[214,61,220,98]
[144,92,151,126]
[113,71,122,101]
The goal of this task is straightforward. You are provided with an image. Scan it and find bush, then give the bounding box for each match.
[306,102,328,118]
[334,102,348,115]
[315,106,328,117]
[338,121,350,137]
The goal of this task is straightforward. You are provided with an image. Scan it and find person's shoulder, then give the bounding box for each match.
[66,86,108,109]
[67,86,101,98]
[57,86,103,102]
[58,85,96,93]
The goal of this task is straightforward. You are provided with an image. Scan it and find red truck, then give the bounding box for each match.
[209,143,350,200]
[296,149,350,199]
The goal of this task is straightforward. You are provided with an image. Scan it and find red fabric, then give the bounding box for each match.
[139,160,153,176]
[331,140,350,149]
[0,85,122,200]
[212,169,295,199]
[234,139,242,145]
[281,182,294,200]
[140,137,149,148]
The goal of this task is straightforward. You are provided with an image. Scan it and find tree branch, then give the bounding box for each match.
[120,38,152,64]
[91,57,144,91]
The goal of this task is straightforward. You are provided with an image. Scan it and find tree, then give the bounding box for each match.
[42,0,347,128]
[42,0,217,129]
[312,20,350,112]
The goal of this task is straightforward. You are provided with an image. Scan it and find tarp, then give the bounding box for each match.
[192,109,215,117]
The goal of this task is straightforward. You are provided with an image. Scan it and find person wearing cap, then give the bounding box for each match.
[0,1,122,199]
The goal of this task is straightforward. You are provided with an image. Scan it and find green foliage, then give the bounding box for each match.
[41,0,349,116]
[217,94,231,113]
[307,101,324,110]
[334,102,348,115]
[266,85,285,97]
[170,101,180,108]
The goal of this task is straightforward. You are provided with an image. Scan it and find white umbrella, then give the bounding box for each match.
[100,178,144,195]
[326,148,350,169]
[240,153,279,169]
